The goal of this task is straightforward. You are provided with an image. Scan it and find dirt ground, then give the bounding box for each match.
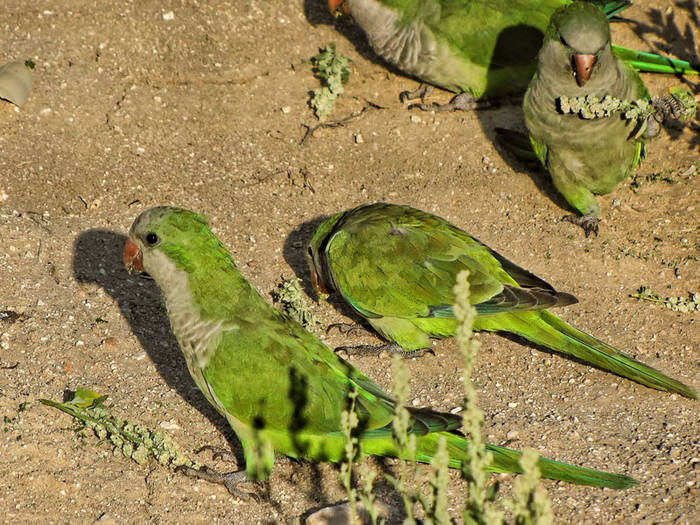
[1,1,698,523]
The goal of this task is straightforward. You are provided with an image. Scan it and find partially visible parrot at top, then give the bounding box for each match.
[308,203,697,399]
[122,206,640,493]
[328,0,698,103]
[523,2,659,235]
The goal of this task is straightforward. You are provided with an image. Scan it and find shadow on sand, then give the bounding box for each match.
[72,228,242,459]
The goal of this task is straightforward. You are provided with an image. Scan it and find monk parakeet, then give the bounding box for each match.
[523,2,658,235]
[328,0,698,106]
[308,203,697,399]
[123,206,639,492]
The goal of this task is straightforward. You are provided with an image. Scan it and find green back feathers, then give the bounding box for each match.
[310,203,575,321]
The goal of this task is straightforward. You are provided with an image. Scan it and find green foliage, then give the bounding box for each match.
[358,462,382,525]
[340,389,385,524]
[272,276,319,330]
[630,286,700,313]
[246,426,276,481]
[331,270,556,524]
[40,388,195,469]
[453,270,504,525]
[340,389,362,524]
[388,354,419,524]
[308,43,351,120]
[425,436,451,525]
[507,449,553,525]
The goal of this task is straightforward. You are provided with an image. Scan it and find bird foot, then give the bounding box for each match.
[399,83,432,104]
[195,445,240,464]
[562,213,600,237]
[175,465,261,501]
[326,322,367,337]
[652,93,688,122]
[408,92,492,112]
[335,343,434,358]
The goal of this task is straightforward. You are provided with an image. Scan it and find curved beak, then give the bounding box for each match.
[311,268,330,296]
[328,0,350,16]
[572,53,597,87]
[124,238,144,274]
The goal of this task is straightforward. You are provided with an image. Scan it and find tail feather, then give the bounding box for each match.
[494,310,697,399]
[601,1,632,19]
[414,433,638,489]
[612,45,700,75]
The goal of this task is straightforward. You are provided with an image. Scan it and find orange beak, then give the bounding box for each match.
[124,238,145,273]
[328,0,350,15]
[311,268,330,295]
[572,53,596,87]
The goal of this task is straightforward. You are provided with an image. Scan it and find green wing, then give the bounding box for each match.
[323,204,574,320]
[201,311,397,435]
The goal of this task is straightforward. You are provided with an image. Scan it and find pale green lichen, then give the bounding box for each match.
[557,88,697,135]
[308,44,352,120]
[630,286,700,313]
[40,388,195,470]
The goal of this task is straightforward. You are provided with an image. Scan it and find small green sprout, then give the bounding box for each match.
[309,43,352,120]
[272,276,319,330]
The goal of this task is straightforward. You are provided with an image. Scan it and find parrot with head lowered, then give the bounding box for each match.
[523,2,659,236]
[308,203,697,400]
[328,0,699,106]
[123,206,640,492]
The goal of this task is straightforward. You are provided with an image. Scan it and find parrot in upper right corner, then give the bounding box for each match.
[328,0,699,106]
[523,2,661,236]
[123,206,639,494]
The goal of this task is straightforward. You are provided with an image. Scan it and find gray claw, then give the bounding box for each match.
[563,213,600,237]
[195,445,239,464]
[326,322,367,336]
[176,465,260,501]
[335,343,434,358]
[400,83,432,104]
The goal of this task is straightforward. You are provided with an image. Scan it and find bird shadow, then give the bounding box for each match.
[303,0,413,80]
[72,229,244,461]
[71,229,365,510]
[302,0,576,214]
[475,24,581,216]
[620,0,700,149]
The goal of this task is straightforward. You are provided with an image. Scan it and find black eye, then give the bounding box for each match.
[145,232,160,246]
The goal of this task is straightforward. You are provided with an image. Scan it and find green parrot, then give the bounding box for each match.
[308,203,697,400]
[328,0,698,106]
[123,206,639,492]
[523,2,658,235]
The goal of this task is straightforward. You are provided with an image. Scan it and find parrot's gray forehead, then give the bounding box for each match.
[129,206,179,237]
[557,6,610,55]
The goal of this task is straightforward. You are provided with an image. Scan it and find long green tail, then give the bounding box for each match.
[612,45,700,75]
[485,310,697,399]
[413,433,638,489]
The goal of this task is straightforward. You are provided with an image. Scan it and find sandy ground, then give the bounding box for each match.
[1,1,698,523]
